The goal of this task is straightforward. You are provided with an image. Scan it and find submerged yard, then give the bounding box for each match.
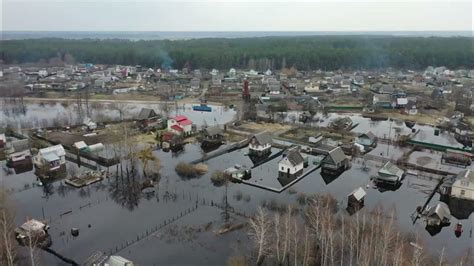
[0,102,473,265]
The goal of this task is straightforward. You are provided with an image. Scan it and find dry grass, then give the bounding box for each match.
[237,121,293,133]
[133,133,157,144]
[194,163,208,175]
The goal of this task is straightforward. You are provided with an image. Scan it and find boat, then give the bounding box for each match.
[193,99,212,112]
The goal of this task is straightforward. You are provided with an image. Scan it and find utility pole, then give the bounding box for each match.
[386,119,393,156]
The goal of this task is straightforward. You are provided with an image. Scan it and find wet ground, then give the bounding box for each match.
[1,139,473,264]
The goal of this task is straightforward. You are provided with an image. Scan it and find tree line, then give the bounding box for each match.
[1,36,473,70]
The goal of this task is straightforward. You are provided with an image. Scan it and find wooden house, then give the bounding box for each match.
[321,147,349,175]
[356,131,377,150]
[34,145,66,172]
[373,161,404,185]
[450,169,474,201]
[248,133,272,157]
[137,108,162,129]
[200,126,225,149]
[278,147,305,179]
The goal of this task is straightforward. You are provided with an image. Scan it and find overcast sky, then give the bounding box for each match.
[1,0,473,31]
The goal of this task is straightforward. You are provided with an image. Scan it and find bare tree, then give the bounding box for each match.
[0,189,17,266]
[248,207,272,266]
[110,100,129,121]
[26,233,40,266]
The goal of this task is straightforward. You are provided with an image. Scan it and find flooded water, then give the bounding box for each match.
[1,105,472,264]
[0,102,236,129]
[1,139,473,264]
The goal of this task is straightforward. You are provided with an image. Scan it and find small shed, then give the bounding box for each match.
[73,141,88,151]
[15,219,50,247]
[426,202,451,226]
[347,187,366,208]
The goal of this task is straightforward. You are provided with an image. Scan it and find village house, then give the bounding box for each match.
[7,150,32,168]
[373,94,392,109]
[450,169,474,201]
[267,78,281,95]
[34,145,66,172]
[278,147,305,179]
[137,108,162,129]
[248,133,272,157]
[373,161,404,185]
[167,115,193,135]
[321,146,349,175]
[190,77,200,91]
[356,131,377,151]
[392,91,408,108]
[200,126,225,149]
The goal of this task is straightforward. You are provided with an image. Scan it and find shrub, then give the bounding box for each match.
[194,163,208,175]
[175,162,208,179]
[210,170,229,187]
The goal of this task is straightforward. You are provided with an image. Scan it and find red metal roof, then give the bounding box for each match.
[178,119,193,126]
[174,115,189,122]
[170,125,184,132]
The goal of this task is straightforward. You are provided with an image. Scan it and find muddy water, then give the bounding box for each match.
[1,140,472,264]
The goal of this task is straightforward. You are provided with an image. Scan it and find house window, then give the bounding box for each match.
[460,190,465,196]
[281,166,284,171]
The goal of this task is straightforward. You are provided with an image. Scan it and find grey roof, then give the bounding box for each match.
[203,126,223,136]
[348,187,366,201]
[457,169,474,182]
[378,161,404,179]
[251,132,272,146]
[282,147,305,166]
[359,131,377,141]
[137,108,158,120]
[324,147,347,164]
[427,202,451,221]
